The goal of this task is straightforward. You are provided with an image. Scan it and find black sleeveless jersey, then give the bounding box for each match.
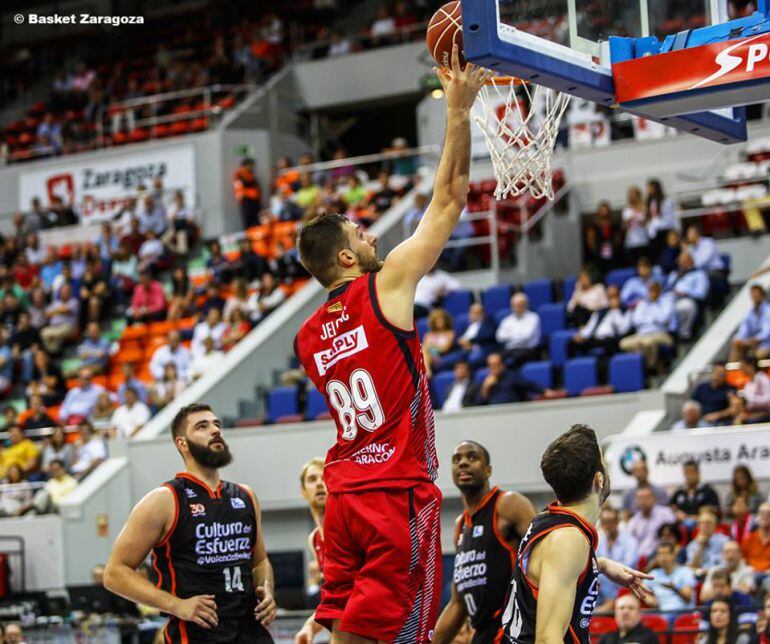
[152,473,273,643]
[454,487,518,643]
[501,503,599,644]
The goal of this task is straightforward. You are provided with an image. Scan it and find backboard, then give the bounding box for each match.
[461,0,747,143]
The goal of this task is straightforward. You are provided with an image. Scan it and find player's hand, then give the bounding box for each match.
[433,44,494,111]
[598,558,653,600]
[294,623,315,644]
[254,586,276,625]
[173,594,218,629]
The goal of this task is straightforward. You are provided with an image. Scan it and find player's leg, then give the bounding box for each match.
[330,621,387,644]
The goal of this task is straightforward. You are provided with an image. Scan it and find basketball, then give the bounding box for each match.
[426,1,466,69]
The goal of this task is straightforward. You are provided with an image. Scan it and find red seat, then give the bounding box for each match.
[640,614,668,634]
[581,385,615,396]
[275,414,304,424]
[589,616,616,637]
[234,418,263,428]
[671,613,703,644]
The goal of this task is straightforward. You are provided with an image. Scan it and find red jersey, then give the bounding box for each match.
[295,273,438,494]
[311,527,325,573]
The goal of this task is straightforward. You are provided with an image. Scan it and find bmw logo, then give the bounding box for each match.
[620,445,647,476]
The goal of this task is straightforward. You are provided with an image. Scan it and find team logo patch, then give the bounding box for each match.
[327,302,343,314]
[184,487,197,498]
[190,503,206,517]
[231,497,246,509]
[473,525,484,538]
[313,325,368,376]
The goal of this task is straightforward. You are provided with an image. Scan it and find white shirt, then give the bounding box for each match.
[461,320,482,343]
[442,379,470,413]
[138,238,164,262]
[191,321,227,358]
[743,371,770,412]
[579,308,631,340]
[328,39,351,57]
[71,437,108,474]
[188,350,225,382]
[149,343,191,381]
[623,206,649,248]
[371,17,396,36]
[111,402,151,440]
[414,271,461,308]
[495,310,541,349]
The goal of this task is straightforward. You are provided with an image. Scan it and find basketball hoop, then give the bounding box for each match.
[473,76,571,201]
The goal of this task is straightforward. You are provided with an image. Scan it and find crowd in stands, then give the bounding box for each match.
[591,458,770,641]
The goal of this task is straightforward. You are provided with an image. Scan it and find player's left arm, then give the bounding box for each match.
[241,485,277,625]
[596,557,652,601]
[496,491,536,544]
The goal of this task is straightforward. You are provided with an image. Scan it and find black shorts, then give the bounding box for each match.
[163,616,274,643]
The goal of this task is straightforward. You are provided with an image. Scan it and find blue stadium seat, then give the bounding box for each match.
[563,357,598,397]
[536,303,565,337]
[549,329,574,366]
[605,267,637,289]
[306,388,329,420]
[443,289,474,317]
[609,353,646,393]
[563,275,577,302]
[267,386,299,423]
[474,367,490,386]
[523,279,554,310]
[417,317,429,340]
[431,371,456,407]
[454,313,470,338]
[494,308,511,325]
[521,360,553,390]
[482,284,512,316]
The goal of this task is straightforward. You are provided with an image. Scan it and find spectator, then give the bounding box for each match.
[58,367,107,423]
[117,362,148,405]
[0,328,12,392]
[149,363,186,410]
[222,308,251,350]
[741,502,770,574]
[370,6,397,45]
[1,425,41,478]
[647,542,696,618]
[598,594,659,644]
[645,179,679,257]
[584,201,623,276]
[120,217,146,256]
[27,348,66,406]
[327,30,352,57]
[698,598,752,644]
[166,265,195,320]
[686,508,729,573]
[149,330,191,382]
[670,460,721,523]
[495,293,541,367]
[50,195,78,227]
[25,233,46,265]
[0,465,32,516]
[188,336,225,382]
[192,308,227,358]
[37,458,78,513]
[137,230,166,273]
[685,225,725,274]
[233,158,261,229]
[404,192,428,231]
[622,185,650,266]
[730,284,770,362]
[671,400,712,431]
[27,288,49,330]
[643,523,687,571]
[2,623,24,644]
[422,308,456,376]
[201,281,226,317]
[619,281,676,371]
[725,465,764,515]
[21,394,56,431]
[440,360,476,413]
[620,257,661,309]
[96,222,119,265]
[471,352,554,406]
[757,596,770,644]
[690,363,735,426]
[89,391,116,434]
[1,405,18,430]
[41,424,73,474]
[456,303,497,366]
[70,420,107,480]
[596,506,640,610]
[569,287,630,362]
[621,459,669,518]
[567,269,609,327]
[110,387,150,440]
[627,484,678,561]
[223,278,251,322]
[111,244,138,307]
[729,495,757,546]
[79,261,110,324]
[40,282,80,353]
[248,272,286,323]
[738,355,770,421]
[664,251,709,340]
[127,271,167,325]
[165,190,196,255]
[413,266,461,318]
[658,229,682,275]
[37,113,63,151]
[76,322,110,373]
[701,541,756,601]
[372,170,398,215]
[232,238,267,286]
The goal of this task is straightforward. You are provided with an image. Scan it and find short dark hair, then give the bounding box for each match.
[49,458,66,469]
[658,541,675,554]
[657,522,682,543]
[296,213,350,287]
[684,459,699,470]
[171,403,214,439]
[541,424,604,504]
[710,568,730,585]
[749,283,766,296]
[457,440,491,466]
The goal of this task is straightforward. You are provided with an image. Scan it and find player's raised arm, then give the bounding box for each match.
[379,46,492,292]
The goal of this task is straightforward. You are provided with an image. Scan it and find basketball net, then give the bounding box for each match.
[472,77,570,201]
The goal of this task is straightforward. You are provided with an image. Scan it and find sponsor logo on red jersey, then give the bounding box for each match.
[313,325,369,376]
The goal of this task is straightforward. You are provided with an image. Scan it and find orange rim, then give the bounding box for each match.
[485,76,526,86]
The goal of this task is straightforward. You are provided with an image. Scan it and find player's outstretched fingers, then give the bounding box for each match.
[451,43,461,74]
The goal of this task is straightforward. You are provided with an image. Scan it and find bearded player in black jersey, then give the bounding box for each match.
[104,403,276,643]
[434,441,536,644]
[501,425,651,644]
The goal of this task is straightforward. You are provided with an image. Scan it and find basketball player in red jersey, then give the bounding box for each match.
[294,46,493,643]
[501,425,651,643]
[295,457,327,644]
[433,441,536,644]
[104,404,276,643]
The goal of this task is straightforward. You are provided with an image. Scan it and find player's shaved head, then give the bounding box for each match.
[454,440,491,465]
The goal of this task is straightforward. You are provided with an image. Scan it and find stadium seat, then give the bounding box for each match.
[536,303,566,336]
[523,278,553,310]
[580,385,614,396]
[474,368,490,386]
[588,616,616,636]
[562,275,577,302]
[482,284,512,316]
[276,414,304,424]
[267,386,299,423]
[442,289,474,317]
[605,267,637,289]
[549,329,574,366]
[453,313,470,338]
[563,357,598,396]
[431,371,456,407]
[609,353,645,393]
[641,614,668,634]
[234,417,263,428]
[494,308,511,325]
[520,360,553,390]
[671,613,704,644]
[306,389,329,421]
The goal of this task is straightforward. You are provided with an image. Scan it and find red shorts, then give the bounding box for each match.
[315,482,442,642]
